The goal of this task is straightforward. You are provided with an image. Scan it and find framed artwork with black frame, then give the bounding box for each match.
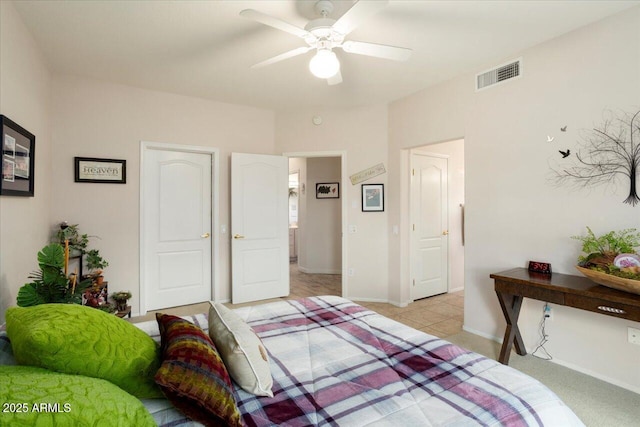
[362,183,384,212]
[316,182,339,199]
[1,115,35,197]
[75,157,126,184]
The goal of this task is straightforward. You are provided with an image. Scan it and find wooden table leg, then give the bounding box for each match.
[496,291,526,364]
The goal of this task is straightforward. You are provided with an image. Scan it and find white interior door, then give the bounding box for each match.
[411,153,449,300]
[142,146,213,311]
[231,152,289,304]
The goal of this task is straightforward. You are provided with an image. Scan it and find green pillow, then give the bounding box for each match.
[6,304,162,398]
[0,365,156,427]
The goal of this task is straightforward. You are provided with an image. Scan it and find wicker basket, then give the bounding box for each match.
[576,266,640,295]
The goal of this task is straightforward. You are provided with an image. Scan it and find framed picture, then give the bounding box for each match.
[362,183,384,212]
[1,115,35,197]
[75,157,126,184]
[316,182,339,199]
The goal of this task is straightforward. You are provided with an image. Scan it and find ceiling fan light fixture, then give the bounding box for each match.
[309,49,340,79]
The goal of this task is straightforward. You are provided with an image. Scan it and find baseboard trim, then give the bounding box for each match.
[460,326,640,394]
[387,300,409,308]
[349,296,389,304]
[548,357,640,394]
[462,325,503,343]
[297,266,341,275]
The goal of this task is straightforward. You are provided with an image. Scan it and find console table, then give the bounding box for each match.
[491,268,640,365]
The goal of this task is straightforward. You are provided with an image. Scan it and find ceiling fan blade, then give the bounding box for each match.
[240,9,311,39]
[332,0,389,36]
[251,46,313,68]
[341,40,412,61]
[327,70,343,86]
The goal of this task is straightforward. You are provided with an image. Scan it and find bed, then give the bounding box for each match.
[1,296,583,426]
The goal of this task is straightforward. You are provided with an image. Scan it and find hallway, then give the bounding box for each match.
[289,262,341,299]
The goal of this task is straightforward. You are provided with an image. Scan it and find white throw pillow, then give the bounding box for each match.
[208,302,274,397]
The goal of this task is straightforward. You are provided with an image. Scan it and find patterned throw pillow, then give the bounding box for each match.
[154,313,243,427]
[208,302,273,396]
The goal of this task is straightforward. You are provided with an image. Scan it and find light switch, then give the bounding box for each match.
[348,225,357,234]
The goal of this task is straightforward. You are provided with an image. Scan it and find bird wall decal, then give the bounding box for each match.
[559,149,570,158]
[560,126,567,132]
[547,136,555,142]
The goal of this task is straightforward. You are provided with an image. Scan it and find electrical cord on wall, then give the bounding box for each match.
[532,303,553,360]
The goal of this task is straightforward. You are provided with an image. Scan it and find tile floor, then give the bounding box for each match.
[286,263,464,338]
[133,263,464,339]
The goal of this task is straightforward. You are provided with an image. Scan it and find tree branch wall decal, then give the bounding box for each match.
[551,109,640,206]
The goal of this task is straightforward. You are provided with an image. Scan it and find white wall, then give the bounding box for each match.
[0,1,52,322]
[276,105,389,301]
[299,157,341,274]
[389,6,640,392]
[50,75,275,312]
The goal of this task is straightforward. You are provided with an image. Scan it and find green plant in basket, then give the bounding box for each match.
[572,226,640,279]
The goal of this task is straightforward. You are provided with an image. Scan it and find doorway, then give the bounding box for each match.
[286,152,346,298]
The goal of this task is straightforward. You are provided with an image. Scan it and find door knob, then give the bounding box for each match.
[442,230,449,235]
[233,234,245,239]
[201,232,210,238]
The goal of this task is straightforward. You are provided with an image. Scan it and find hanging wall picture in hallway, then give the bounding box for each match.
[316,182,339,199]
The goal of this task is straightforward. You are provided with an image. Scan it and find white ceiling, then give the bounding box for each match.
[12,0,640,112]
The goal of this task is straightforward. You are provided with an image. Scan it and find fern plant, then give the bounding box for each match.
[17,243,92,307]
[572,226,640,262]
[571,226,640,281]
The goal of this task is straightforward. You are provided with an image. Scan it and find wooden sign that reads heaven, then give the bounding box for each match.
[75,157,126,184]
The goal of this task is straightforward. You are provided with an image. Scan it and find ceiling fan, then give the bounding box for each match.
[240,0,412,85]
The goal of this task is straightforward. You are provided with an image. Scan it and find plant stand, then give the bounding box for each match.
[115,306,131,319]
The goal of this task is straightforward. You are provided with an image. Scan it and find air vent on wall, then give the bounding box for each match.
[476,58,521,91]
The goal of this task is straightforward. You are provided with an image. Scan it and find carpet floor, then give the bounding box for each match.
[446,331,640,427]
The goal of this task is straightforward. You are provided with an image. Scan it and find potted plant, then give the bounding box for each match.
[16,243,92,307]
[111,291,132,311]
[97,304,116,314]
[572,226,640,294]
[55,222,90,257]
[85,249,109,284]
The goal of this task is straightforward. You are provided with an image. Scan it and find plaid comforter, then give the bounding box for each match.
[135,296,583,426]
